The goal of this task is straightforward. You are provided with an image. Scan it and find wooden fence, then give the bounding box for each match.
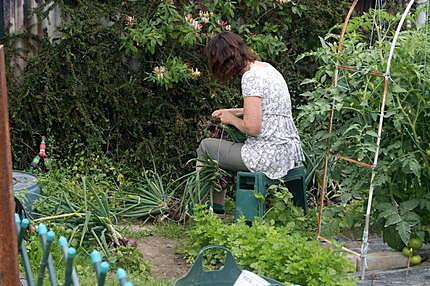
[1,0,61,68]
[2,0,61,37]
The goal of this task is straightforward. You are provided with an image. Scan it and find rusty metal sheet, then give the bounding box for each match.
[0,44,19,286]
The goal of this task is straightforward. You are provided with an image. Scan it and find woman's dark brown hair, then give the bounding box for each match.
[206,32,257,81]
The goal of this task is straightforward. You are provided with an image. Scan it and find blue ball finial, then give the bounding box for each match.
[100,261,110,273]
[90,250,101,263]
[59,236,68,247]
[116,268,127,280]
[38,223,48,235]
[47,230,56,241]
[67,247,77,258]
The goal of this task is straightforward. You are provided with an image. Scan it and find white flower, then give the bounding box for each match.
[153,66,166,80]
[225,25,231,31]
[190,68,201,79]
[199,10,210,23]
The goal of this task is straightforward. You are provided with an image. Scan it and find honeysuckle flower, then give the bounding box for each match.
[125,15,134,22]
[276,0,291,3]
[153,66,166,80]
[192,20,203,30]
[199,11,210,23]
[218,20,230,30]
[190,68,201,79]
[185,14,193,23]
[125,15,134,26]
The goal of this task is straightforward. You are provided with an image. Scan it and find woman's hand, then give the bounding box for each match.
[211,98,261,136]
[212,109,236,125]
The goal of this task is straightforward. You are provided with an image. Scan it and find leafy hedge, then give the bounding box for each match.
[7,0,349,172]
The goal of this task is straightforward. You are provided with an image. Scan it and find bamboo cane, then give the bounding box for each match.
[317,0,359,237]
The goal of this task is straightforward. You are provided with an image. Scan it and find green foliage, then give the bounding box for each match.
[33,163,173,254]
[264,184,316,236]
[146,57,192,90]
[184,209,356,286]
[34,171,127,254]
[320,201,364,240]
[110,246,151,275]
[179,158,230,219]
[296,10,430,245]
[7,0,349,174]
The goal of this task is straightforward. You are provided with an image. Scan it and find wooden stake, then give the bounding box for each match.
[317,235,361,257]
[335,154,373,169]
[336,65,385,76]
[0,45,19,285]
[317,0,359,237]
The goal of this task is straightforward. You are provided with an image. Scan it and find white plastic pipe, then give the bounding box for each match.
[417,0,428,28]
[360,0,417,280]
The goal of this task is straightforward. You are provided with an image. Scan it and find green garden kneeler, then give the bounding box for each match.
[234,172,270,222]
[283,166,307,213]
[174,245,286,286]
[235,166,307,222]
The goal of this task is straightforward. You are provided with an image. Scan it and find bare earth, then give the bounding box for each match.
[136,235,189,281]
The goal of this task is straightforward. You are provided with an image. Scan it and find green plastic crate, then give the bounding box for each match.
[283,166,307,213]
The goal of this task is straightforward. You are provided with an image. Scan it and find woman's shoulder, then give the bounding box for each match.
[242,62,270,78]
[242,62,282,82]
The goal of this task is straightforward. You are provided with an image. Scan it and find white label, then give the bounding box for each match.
[233,270,271,286]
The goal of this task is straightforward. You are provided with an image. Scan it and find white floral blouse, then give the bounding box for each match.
[240,63,305,179]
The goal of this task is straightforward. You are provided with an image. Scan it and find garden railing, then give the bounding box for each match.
[16,214,134,286]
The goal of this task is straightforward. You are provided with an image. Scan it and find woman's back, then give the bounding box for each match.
[241,62,304,179]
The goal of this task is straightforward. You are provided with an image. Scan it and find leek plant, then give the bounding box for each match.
[176,158,230,220]
[34,167,173,255]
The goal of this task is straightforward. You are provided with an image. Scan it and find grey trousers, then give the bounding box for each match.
[196,138,249,172]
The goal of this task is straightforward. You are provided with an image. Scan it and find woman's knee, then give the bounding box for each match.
[197,138,214,159]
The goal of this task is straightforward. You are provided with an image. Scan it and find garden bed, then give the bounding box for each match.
[331,236,430,285]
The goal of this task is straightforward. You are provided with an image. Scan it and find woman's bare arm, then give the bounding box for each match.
[213,97,261,136]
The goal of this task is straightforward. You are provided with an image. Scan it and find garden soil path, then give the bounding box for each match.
[136,235,189,281]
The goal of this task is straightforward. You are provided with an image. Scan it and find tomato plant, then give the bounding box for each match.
[297,10,430,246]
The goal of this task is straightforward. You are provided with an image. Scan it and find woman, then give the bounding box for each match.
[197,31,304,213]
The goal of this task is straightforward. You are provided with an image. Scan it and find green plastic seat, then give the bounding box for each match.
[175,245,285,286]
[234,166,307,222]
